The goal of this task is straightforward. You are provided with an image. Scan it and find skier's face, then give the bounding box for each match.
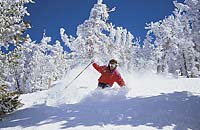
[109,63,117,70]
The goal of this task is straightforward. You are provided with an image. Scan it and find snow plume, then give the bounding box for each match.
[44,66,136,106]
[46,65,98,106]
[46,64,129,106]
[45,62,200,107]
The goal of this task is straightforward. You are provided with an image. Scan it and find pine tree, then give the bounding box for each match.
[0,0,32,118]
[0,0,33,91]
[0,0,33,48]
[0,85,23,119]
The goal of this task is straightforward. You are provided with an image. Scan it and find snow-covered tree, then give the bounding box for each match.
[0,50,23,117]
[0,0,33,48]
[61,0,114,65]
[184,0,200,77]
[0,51,8,88]
[109,26,138,71]
[0,85,22,119]
[146,0,199,77]
[141,34,157,72]
[0,0,32,116]
[0,0,33,93]
[128,39,141,72]
[60,0,138,70]
[16,34,69,93]
[146,16,179,75]
[45,40,69,83]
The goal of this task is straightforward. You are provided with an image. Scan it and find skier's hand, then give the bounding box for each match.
[120,86,129,94]
[121,84,127,88]
[122,85,129,90]
[91,59,95,63]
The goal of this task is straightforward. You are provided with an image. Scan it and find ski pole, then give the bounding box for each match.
[64,61,93,89]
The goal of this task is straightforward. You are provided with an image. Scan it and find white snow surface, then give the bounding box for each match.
[1,65,200,130]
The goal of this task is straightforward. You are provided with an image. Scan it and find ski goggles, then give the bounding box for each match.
[109,63,118,67]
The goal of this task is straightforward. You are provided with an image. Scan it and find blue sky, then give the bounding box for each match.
[25,0,185,44]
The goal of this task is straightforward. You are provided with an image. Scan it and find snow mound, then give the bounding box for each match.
[80,87,129,103]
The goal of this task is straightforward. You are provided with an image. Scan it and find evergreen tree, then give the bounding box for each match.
[0,85,23,119]
[0,0,33,48]
[0,0,32,117]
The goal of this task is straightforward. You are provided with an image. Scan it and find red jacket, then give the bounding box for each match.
[92,63,125,87]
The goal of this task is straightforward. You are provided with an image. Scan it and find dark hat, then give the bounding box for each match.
[109,59,117,64]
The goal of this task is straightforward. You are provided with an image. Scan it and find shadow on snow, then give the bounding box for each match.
[1,91,200,130]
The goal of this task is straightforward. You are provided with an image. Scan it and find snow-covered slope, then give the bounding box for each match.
[1,65,200,130]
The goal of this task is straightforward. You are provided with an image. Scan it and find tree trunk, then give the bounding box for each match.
[182,51,189,78]
[157,59,162,74]
[48,78,51,89]
[15,76,21,94]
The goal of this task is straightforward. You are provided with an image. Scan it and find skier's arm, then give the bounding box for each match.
[92,63,104,73]
[116,73,125,87]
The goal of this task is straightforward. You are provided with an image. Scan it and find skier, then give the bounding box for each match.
[92,59,126,89]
